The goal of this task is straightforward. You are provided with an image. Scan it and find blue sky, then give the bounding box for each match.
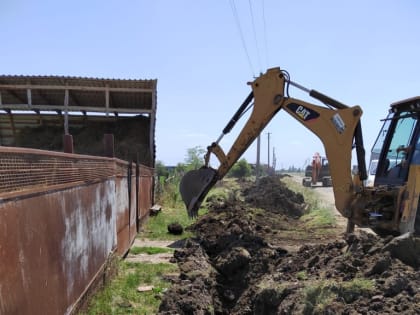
[1,1,420,169]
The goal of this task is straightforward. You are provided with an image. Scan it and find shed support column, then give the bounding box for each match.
[63,89,73,153]
[105,87,110,117]
[26,88,32,107]
[6,109,16,145]
[103,134,115,157]
[63,134,74,153]
[150,89,157,167]
[64,89,69,135]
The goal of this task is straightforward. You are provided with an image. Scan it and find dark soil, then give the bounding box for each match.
[158,176,420,314]
[16,115,152,166]
[242,176,305,218]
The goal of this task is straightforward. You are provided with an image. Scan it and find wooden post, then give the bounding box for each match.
[103,133,115,157]
[7,110,16,145]
[63,134,73,153]
[64,89,69,135]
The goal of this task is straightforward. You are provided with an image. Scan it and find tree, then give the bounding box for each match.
[185,146,206,170]
[228,158,252,178]
[155,160,169,178]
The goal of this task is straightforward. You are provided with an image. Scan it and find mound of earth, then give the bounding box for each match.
[158,178,420,314]
[242,176,305,217]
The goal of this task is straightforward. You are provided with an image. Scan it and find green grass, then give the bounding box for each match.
[300,208,336,229]
[143,177,241,240]
[303,278,375,314]
[83,174,340,314]
[129,246,174,255]
[141,205,200,240]
[281,177,336,229]
[79,260,178,315]
[296,271,308,281]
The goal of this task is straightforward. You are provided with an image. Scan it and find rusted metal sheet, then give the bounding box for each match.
[138,166,154,220]
[114,162,139,256]
[0,181,117,315]
[0,148,155,314]
[115,175,130,256]
[129,165,137,244]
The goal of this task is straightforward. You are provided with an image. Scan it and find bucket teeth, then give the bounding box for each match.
[179,167,217,217]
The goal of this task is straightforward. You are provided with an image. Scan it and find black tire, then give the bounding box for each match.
[322,177,331,187]
[302,178,309,187]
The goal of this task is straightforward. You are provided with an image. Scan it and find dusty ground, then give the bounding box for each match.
[157,175,420,315]
[126,238,181,264]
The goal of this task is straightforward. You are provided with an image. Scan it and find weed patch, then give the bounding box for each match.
[79,260,178,315]
[129,246,174,255]
[303,278,375,314]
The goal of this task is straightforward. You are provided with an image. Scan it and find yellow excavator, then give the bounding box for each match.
[302,152,331,187]
[180,67,420,236]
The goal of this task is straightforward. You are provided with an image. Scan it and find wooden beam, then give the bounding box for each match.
[0,104,153,114]
[105,86,109,117]
[64,89,69,135]
[26,89,32,107]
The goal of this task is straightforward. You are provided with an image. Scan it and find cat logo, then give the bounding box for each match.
[296,105,311,120]
[286,103,320,121]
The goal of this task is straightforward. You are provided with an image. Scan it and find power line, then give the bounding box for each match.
[248,0,262,73]
[261,0,269,69]
[229,0,255,76]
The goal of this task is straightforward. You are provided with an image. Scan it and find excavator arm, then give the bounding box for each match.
[180,67,366,219]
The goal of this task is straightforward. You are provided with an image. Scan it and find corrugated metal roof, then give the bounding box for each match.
[0,74,157,113]
[0,75,157,90]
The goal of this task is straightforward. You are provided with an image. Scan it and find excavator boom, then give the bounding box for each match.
[180,67,365,219]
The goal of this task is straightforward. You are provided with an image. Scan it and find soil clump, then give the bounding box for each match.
[158,176,420,314]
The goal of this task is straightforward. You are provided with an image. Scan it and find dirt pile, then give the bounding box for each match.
[242,175,305,217]
[158,178,420,314]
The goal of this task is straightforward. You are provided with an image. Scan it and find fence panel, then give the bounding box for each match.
[0,147,154,315]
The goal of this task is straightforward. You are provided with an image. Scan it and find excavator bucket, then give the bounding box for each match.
[179,167,218,218]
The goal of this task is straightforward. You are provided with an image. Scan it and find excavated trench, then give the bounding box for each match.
[158,176,420,314]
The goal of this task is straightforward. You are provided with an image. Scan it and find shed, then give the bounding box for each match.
[0,75,157,166]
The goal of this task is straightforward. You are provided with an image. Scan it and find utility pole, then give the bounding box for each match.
[272,147,276,172]
[256,135,261,179]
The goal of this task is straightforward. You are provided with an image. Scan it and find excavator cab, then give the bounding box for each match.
[373,98,420,187]
[362,97,420,235]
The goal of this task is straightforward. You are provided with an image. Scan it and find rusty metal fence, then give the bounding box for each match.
[0,146,116,195]
[0,146,154,315]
